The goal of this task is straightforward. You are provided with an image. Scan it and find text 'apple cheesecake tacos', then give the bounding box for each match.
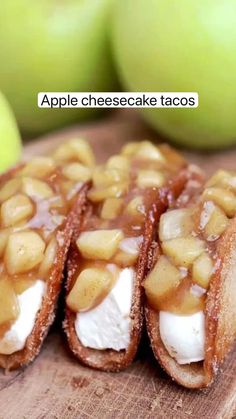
[64,141,201,372]
[144,169,236,388]
[0,138,94,370]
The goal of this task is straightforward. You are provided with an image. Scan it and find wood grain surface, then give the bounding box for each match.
[1,110,236,419]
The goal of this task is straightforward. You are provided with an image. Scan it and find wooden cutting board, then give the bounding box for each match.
[1,110,236,419]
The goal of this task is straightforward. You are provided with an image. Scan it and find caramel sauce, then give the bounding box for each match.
[156,277,206,314]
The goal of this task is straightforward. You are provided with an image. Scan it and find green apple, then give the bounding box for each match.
[0,0,117,136]
[0,92,21,174]
[112,0,236,149]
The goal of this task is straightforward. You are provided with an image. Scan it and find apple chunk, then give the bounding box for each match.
[159,208,194,241]
[0,178,21,203]
[0,278,19,326]
[136,170,165,188]
[192,252,213,289]
[202,187,236,218]
[20,157,56,178]
[166,282,205,315]
[125,196,145,217]
[76,229,124,260]
[62,163,92,182]
[39,237,57,277]
[134,142,166,162]
[106,155,130,172]
[101,198,123,220]
[66,267,114,312]
[144,255,182,311]
[88,183,128,202]
[162,236,205,267]
[203,204,229,240]
[5,231,46,274]
[53,139,95,167]
[22,177,53,200]
[93,167,127,188]
[1,193,34,227]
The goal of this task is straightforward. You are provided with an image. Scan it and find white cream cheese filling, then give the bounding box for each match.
[0,280,46,355]
[75,267,134,351]
[159,311,205,364]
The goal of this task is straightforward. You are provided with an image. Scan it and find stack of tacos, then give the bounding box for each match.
[0,138,235,389]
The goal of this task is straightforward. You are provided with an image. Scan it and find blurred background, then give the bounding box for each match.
[0,0,236,172]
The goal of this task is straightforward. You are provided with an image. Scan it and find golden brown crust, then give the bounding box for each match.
[204,216,236,383]
[145,307,206,388]
[145,186,236,388]
[64,198,160,372]
[0,183,89,370]
[64,169,192,372]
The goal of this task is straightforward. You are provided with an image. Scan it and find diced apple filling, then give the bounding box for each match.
[62,163,92,182]
[20,157,56,178]
[159,208,194,241]
[121,141,165,162]
[165,281,205,315]
[22,177,53,200]
[144,255,182,311]
[192,252,213,289]
[5,231,46,274]
[106,155,130,172]
[0,278,19,326]
[203,204,229,240]
[202,187,236,217]
[101,198,123,220]
[112,250,138,267]
[205,170,236,193]
[53,138,95,167]
[88,183,128,202]
[93,167,128,189]
[125,196,145,217]
[206,170,233,188]
[113,236,141,267]
[1,194,34,227]
[39,237,57,277]
[66,267,115,312]
[136,170,165,188]
[0,178,21,203]
[134,142,166,162]
[225,176,236,191]
[162,236,205,268]
[121,142,140,157]
[76,229,124,260]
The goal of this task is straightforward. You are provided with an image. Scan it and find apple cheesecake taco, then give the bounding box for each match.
[0,138,94,370]
[64,141,203,372]
[144,169,236,388]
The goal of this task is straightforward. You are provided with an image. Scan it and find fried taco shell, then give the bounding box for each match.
[144,169,236,388]
[64,141,200,372]
[0,139,94,370]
